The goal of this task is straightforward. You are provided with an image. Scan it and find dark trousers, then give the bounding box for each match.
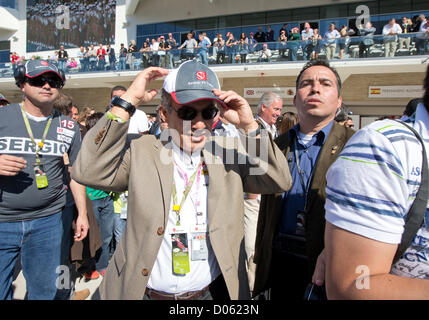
[269,248,310,300]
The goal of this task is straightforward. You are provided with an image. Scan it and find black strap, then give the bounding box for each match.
[392,120,428,264]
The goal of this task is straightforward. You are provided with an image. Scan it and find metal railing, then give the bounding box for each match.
[2,33,428,78]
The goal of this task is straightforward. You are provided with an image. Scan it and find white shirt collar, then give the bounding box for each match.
[171,139,202,169]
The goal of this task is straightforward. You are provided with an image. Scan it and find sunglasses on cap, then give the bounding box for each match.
[26,75,64,89]
[173,104,219,121]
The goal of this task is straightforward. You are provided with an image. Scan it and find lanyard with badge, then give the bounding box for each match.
[20,104,52,189]
[170,160,208,275]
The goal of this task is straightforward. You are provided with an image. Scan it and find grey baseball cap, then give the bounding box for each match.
[163,60,227,108]
[25,59,64,81]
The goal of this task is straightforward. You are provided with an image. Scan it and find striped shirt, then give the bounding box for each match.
[325,103,429,279]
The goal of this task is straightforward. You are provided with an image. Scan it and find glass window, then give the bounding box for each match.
[380,0,411,14]
[412,0,429,11]
[242,12,266,26]
[0,0,16,9]
[196,17,218,30]
[137,24,155,37]
[292,7,320,21]
[175,20,196,32]
[320,4,348,19]
[266,9,293,24]
[155,22,175,35]
[219,15,242,28]
[0,40,9,51]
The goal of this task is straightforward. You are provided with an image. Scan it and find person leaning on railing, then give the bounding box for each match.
[357,21,376,58]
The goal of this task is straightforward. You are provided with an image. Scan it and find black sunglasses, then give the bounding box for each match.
[173,105,219,121]
[26,75,64,89]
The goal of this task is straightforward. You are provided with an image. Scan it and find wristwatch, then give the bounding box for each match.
[110,96,136,117]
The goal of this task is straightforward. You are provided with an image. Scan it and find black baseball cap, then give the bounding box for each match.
[24,60,64,81]
[163,60,227,108]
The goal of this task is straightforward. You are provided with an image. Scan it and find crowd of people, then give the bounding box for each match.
[10,14,429,76]
[0,53,427,302]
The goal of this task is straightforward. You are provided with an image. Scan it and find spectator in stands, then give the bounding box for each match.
[240,32,249,44]
[197,33,211,65]
[225,32,238,63]
[277,111,298,136]
[279,23,290,38]
[399,17,413,50]
[178,32,197,61]
[254,26,266,43]
[382,18,402,58]
[97,43,107,71]
[311,28,323,59]
[338,25,355,59]
[58,45,68,73]
[150,38,160,67]
[238,37,249,63]
[166,33,177,69]
[10,52,19,73]
[128,40,138,70]
[66,58,78,72]
[77,46,87,72]
[0,93,9,107]
[107,44,116,71]
[278,30,288,59]
[325,22,341,60]
[214,33,226,64]
[139,42,152,69]
[88,44,97,71]
[248,32,258,53]
[358,21,376,58]
[258,43,272,62]
[416,14,429,55]
[119,43,128,71]
[288,27,301,61]
[266,25,275,42]
[159,36,171,68]
[301,22,315,60]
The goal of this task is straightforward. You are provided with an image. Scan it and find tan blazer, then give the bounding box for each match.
[71,116,291,300]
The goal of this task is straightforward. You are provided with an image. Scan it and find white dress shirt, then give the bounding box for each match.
[147,142,221,293]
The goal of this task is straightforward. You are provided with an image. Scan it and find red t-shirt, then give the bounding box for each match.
[11,54,18,64]
[97,48,106,59]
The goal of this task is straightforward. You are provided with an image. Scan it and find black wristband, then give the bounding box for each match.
[110,96,136,117]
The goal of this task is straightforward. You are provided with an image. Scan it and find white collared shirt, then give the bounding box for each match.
[256,115,278,138]
[147,142,221,294]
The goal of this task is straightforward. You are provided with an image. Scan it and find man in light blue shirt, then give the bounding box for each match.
[324,23,341,60]
[198,33,211,65]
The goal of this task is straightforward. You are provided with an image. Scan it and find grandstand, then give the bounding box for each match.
[0,0,428,129]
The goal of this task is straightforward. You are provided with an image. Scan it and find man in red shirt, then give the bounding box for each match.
[96,44,106,71]
[10,52,19,73]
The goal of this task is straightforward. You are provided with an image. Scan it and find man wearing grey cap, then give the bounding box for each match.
[72,60,291,300]
[0,60,88,300]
